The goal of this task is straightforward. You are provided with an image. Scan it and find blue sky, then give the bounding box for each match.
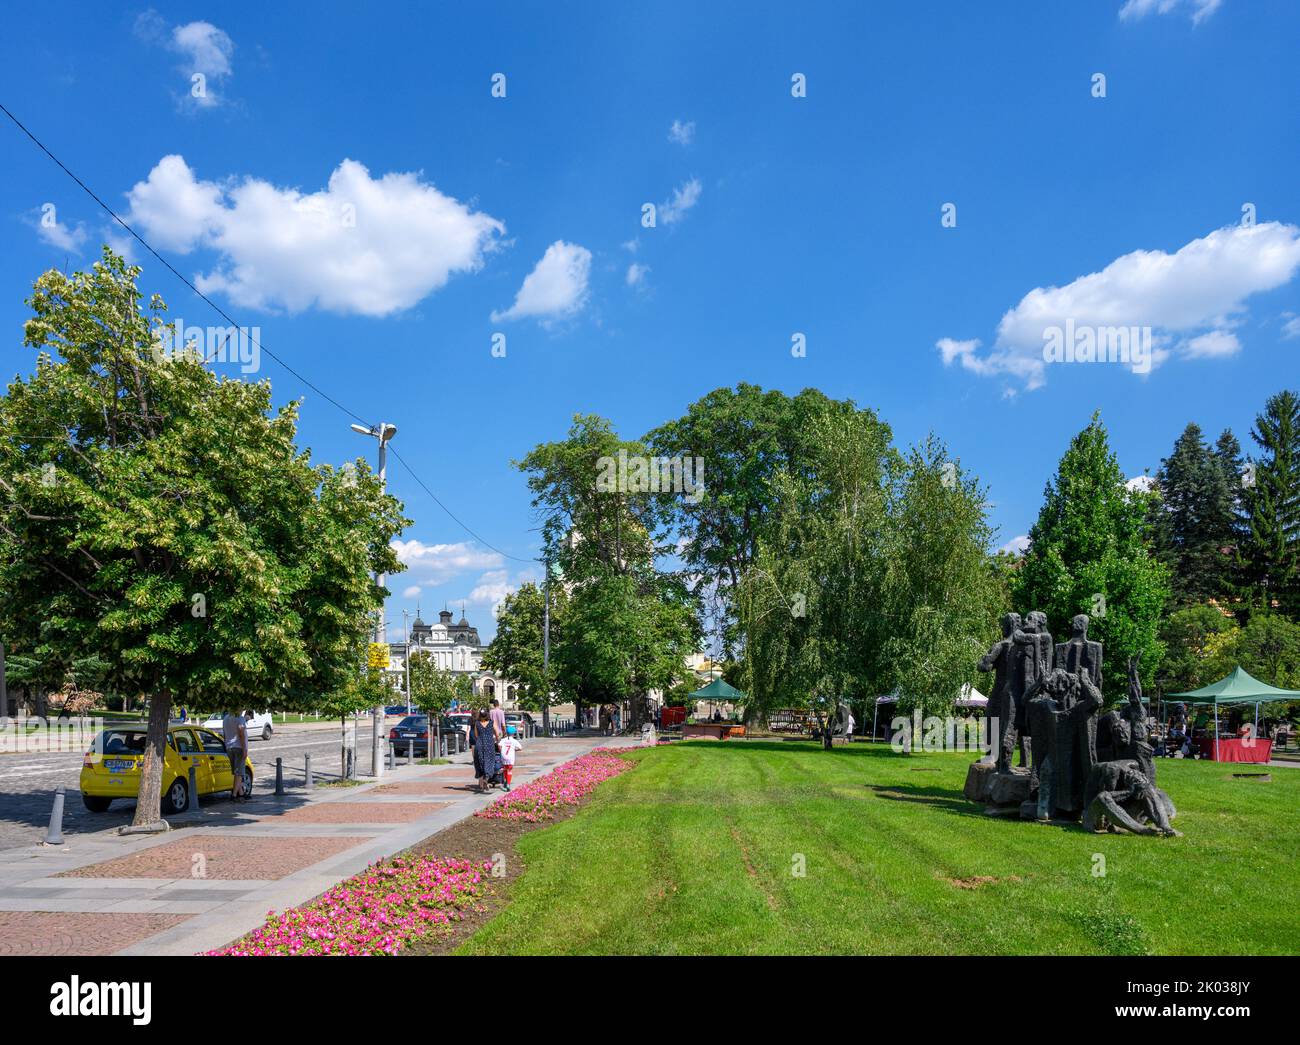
[2,1,1298,642]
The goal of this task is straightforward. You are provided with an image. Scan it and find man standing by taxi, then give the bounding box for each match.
[223,708,250,802]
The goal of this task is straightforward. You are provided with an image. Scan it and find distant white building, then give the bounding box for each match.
[387,608,519,707]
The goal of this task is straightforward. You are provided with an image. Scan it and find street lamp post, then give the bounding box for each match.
[351,421,398,777]
[403,608,412,716]
[542,560,551,735]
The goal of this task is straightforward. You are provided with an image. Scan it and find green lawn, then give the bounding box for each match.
[457,740,1299,955]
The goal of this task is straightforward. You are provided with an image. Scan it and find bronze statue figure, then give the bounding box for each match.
[978,612,1021,772]
[965,612,1179,838]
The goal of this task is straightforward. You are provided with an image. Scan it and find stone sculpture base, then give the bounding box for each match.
[963,762,1031,813]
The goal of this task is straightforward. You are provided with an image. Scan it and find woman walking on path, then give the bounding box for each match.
[471,709,503,792]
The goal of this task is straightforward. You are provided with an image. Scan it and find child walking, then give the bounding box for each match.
[498,724,521,792]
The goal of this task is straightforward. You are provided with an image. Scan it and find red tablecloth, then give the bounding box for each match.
[1195,737,1273,763]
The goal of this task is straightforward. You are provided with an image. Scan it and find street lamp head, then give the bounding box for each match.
[379,423,398,443]
[349,423,375,437]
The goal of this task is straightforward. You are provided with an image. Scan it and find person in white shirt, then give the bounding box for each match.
[222,709,249,801]
[498,725,521,792]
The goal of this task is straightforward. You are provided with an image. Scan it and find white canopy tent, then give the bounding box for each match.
[871,683,988,739]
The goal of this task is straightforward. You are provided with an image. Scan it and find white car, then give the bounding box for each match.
[200,710,274,741]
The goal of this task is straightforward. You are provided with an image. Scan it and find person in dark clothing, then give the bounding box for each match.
[470,709,502,792]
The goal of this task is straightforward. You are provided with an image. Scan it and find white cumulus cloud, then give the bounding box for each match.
[123,155,504,316]
[491,240,591,323]
[31,208,87,252]
[390,540,504,587]
[1183,329,1240,359]
[136,11,235,109]
[660,177,702,225]
[460,566,542,620]
[626,262,650,288]
[1119,0,1222,26]
[668,119,696,146]
[938,222,1300,390]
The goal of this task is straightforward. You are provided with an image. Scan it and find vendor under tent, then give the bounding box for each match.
[1169,666,1300,763]
[871,683,988,739]
[684,677,747,739]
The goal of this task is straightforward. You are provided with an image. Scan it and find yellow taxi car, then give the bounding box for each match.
[80,724,254,814]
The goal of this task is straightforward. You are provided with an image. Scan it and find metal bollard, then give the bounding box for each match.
[387,741,395,771]
[44,785,65,844]
[305,752,314,789]
[187,765,200,813]
[275,757,284,796]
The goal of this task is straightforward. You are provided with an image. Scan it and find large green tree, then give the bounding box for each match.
[479,581,554,718]
[646,384,882,656]
[1241,390,1300,616]
[1011,413,1170,702]
[0,250,406,823]
[515,415,700,726]
[736,404,997,748]
[1151,423,1240,607]
[1202,613,1300,691]
[1157,604,1238,695]
[880,436,1003,726]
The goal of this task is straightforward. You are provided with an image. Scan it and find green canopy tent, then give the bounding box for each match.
[688,677,746,720]
[1169,666,1300,761]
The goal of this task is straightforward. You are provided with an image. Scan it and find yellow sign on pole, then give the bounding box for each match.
[367,643,389,670]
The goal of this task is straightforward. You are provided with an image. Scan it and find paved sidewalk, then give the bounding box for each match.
[0,734,634,955]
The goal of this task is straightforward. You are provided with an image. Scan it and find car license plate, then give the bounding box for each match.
[105,758,135,773]
[403,732,418,738]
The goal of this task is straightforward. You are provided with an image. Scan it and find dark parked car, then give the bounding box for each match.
[389,715,429,756]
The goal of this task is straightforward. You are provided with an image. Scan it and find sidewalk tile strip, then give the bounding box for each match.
[368,781,482,796]
[269,801,450,824]
[0,911,188,955]
[55,835,364,880]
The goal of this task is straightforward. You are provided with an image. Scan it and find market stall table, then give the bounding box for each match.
[1171,666,1300,762]
[1195,736,1273,763]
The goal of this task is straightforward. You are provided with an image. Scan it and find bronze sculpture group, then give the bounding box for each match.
[965,612,1178,837]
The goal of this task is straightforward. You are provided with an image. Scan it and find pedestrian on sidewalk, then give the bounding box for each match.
[489,699,506,738]
[223,708,249,801]
[471,709,502,792]
[498,724,521,792]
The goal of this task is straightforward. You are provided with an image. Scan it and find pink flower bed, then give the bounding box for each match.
[206,856,489,956]
[475,748,634,822]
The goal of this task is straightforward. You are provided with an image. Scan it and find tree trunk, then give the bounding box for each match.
[132,691,173,826]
